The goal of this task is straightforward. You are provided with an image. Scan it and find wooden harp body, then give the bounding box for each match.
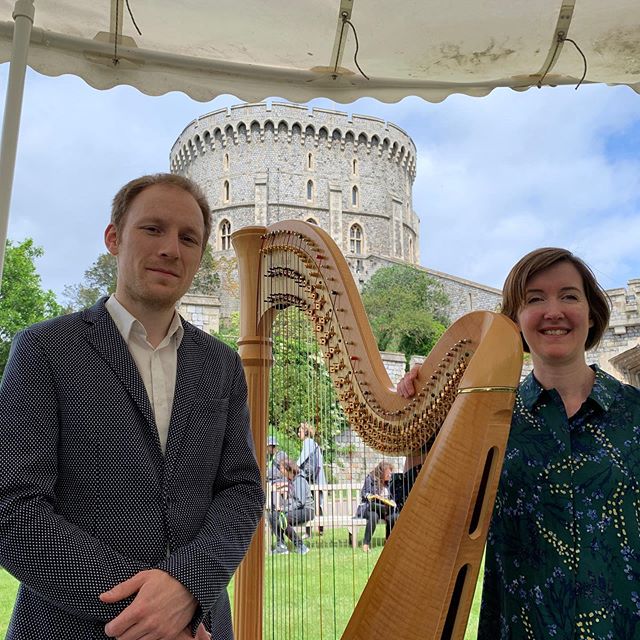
[231,220,523,640]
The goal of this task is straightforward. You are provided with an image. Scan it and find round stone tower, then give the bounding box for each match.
[170,102,420,311]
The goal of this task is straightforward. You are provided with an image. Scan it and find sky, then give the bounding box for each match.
[2,65,640,303]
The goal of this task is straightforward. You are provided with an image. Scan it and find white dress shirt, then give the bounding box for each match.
[106,295,183,453]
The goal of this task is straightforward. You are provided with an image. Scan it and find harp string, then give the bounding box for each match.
[262,237,413,639]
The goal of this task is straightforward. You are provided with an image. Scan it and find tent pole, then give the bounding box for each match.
[0,0,35,288]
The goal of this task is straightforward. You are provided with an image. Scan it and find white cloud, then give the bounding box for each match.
[2,67,639,300]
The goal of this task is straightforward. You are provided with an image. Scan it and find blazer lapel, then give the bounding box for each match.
[82,300,162,458]
[164,323,207,478]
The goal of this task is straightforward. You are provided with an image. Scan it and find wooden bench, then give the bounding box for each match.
[308,483,367,548]
[266,481,367,548]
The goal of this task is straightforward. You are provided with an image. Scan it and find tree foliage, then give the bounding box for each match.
[63,245,222,311]
[213,307,347,463]
[0,239,62,376]
[361,264,450,364]
[63,252,117,311]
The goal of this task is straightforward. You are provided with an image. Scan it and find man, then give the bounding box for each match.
[0,174,264,640]
[266,435,287,482]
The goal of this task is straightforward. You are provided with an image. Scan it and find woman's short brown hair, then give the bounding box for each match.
[111,173,212,247]
[501,247,610,352]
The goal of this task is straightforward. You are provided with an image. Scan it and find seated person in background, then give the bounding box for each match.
[268,460,315,555]
[356,461,398,552]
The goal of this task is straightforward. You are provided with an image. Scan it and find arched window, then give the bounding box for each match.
[350,224,363,254]
[223,180,230,202]
[306,179,314,201]
[352,158,358,175]
[306,217,318,225]
[307,152,313,170]
[408,236,414,261]
[351,185,359,207]
[219,219,232,250]
[223,153,229,170]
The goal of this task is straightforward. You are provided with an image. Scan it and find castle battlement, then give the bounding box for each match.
[170,102,417,179]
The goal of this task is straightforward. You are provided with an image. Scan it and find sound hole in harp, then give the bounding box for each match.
[441,563,470,640]
[469,446,497,536]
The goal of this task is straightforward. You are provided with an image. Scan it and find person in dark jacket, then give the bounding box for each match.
[268,459,315,555]
[0,174,264,640]
[356,461,398,552]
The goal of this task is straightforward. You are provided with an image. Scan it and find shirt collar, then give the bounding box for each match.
[105,295,184,348]
[519,364,619,413]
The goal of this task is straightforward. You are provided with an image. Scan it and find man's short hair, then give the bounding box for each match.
[111,173,212,246]
[501,247,611,352]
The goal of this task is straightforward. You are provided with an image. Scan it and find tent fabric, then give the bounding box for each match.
[1,0,639,103]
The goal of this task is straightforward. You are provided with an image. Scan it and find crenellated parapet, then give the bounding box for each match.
[169,102,417,179]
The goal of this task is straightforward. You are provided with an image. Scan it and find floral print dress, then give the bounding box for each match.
[478,367,640,640]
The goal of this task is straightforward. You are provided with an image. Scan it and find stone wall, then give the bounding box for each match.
[178,294,221,334]
[589,279,640,385]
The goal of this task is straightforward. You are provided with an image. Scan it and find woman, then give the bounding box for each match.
[268,459,314,555]
[356,461,398,552]
[296,422,327,485]
[398,248,640,639]
[296,421,327,536]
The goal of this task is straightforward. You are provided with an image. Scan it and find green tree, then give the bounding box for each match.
[0,239,62,376]
[190,244,221,296]
[361,264,450,365]
[63,252,117,311]
[213,307,347,464]
[212,311,240,349]
[63,245,221,311]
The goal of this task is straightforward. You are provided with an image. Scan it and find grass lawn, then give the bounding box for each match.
[0,569,18,639]
[0,531,483,640]
[262,527,483,639]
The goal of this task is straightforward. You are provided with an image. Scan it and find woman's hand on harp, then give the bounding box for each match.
[396,364,420,398]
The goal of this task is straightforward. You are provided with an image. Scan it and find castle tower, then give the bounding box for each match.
[170,102,420,317]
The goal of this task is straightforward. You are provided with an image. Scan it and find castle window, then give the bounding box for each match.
[408,236,414,262]
[307,152,313,170]
[223,153,229,170]
[223,180,230,202]
[350,224,363,255]
[306,217,318,225]
[219,219,232,250]
[352,158,358,175]
[351,185,359,208]
[306,179,314,201]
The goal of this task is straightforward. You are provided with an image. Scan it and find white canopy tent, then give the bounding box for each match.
[1,0,639,277]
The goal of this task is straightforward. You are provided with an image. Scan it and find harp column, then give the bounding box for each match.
[231,225,271,640]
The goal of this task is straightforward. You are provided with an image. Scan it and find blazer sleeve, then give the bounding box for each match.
[157,352,264,627]
[0,329,146,622]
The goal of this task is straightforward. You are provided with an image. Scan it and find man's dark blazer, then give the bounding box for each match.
[0,299,264,640]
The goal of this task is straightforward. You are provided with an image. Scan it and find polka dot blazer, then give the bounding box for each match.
[0,299,264,640]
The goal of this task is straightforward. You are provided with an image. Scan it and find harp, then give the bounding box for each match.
[231,220,522,640]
